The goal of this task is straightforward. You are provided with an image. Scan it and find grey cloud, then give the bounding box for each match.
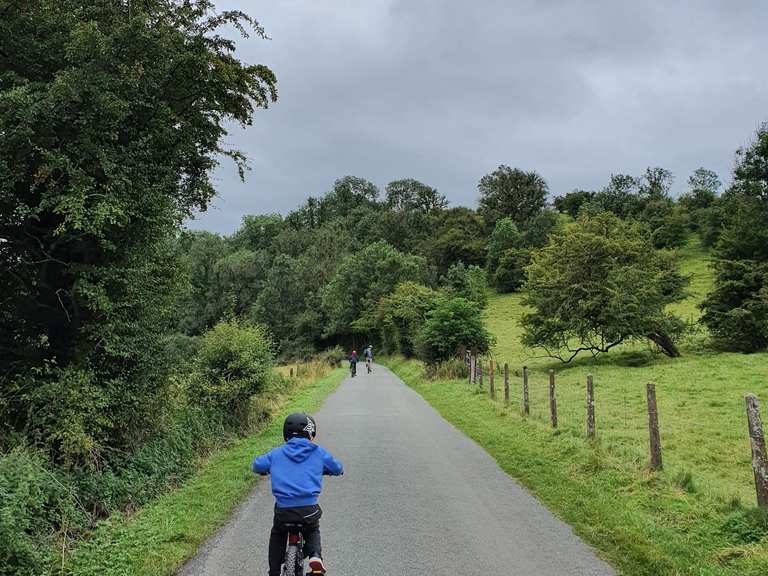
[189,0,768,233]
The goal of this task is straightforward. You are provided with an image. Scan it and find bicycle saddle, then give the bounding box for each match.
[282,522,305,529]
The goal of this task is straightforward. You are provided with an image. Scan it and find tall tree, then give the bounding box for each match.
[553,189,595,219]
[521,213,688,362]
[422,207,486,275]
[477,165,548,228]
[0,0,276,459]
[175,230,229,334]
[231,214,284,252]
[320,176,380,220]
[685,168,721,210]
[701,125,768,351]
[321,242,427,338]
[639,167,674,199]
[385,179,447,213]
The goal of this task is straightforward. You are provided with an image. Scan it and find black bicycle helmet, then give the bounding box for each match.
[283,412,317,441]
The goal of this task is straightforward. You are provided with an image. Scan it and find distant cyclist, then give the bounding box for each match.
[349,350,358,377]
[364,345,373,373]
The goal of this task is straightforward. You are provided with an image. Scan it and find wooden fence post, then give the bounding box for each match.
[468,354,474,385]
[522,366,530,416]
[478,362,484,389]
[290,367,294,378]
[489,362,495,399]
[586,374,595,439]
[549,369,558,428]
[504,363,510,405]
[470,355,476,385]
[745,394,768,507]
[646,383,662,470]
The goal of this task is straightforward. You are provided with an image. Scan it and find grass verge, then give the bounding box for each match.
[385,357,768,576]
[62,368,345,576]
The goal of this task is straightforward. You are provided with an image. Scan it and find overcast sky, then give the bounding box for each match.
[188,0,768,234]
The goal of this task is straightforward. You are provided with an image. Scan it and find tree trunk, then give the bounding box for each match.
[646,331,680,357]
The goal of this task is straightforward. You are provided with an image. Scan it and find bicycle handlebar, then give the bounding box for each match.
[257,471,343,476]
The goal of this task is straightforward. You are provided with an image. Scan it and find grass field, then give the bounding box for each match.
[385,237,768,575]
[62,368,345,576]
[484,237,768,504]
[388,358,768,575]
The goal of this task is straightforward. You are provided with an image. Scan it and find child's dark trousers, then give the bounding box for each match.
[268,504,322,576]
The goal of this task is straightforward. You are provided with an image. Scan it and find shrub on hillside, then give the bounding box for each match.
[189,321,274,422]
[701,125,768,352]
[485,218,521,273]
[651,206,688,249]
[519,208,561,248]
[415,297,493,364]
[440,262,488,308]
[493,248,532,293]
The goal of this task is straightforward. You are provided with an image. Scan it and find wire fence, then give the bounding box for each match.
[466,354,768,507]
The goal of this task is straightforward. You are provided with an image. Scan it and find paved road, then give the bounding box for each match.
[180,365,615,576]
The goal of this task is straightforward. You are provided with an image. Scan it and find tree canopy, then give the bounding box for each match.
[477,165,548,228]
[0,0,277,460]
[701,125,768,352]
[521,213,688,362]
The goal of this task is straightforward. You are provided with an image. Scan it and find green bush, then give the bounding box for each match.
[701,125,768,351]
[375,282,442,356]
[440,262,488,308]
[70,405,227,518]
[24,366,110,468]
[318,345,347,368]
[163,333,201,374]
[415,297,493,364]
[0,448,79,576]
[701,261,768,352]
[493,248,531,293]
[190,321,274,422]
[485,218,521,273]
[651,207,688,249]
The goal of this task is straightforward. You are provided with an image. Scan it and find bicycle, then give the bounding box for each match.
[281,523,324,576]
[350,362,357,378]
[365,357,372,374]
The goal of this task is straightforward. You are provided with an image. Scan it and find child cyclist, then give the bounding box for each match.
[252,413,343,575]
[349,349,359,377]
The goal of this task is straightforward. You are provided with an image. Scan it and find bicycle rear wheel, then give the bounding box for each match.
[282,534,305,576]
[282,544,295,576]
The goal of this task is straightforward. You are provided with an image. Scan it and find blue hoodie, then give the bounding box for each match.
[252,438,344,508]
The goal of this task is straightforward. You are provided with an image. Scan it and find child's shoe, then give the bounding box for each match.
[308,556,326,573]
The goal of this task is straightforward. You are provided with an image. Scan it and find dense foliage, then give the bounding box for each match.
[189,321,274,421]
[521,213,689,362]
[478,165,548,228]
[0,0,277,464]
[0,2,279,572]
[701,125,768,352]
[415,297,493,364]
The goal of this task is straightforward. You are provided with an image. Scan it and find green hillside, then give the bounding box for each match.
[485,237,768,504]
